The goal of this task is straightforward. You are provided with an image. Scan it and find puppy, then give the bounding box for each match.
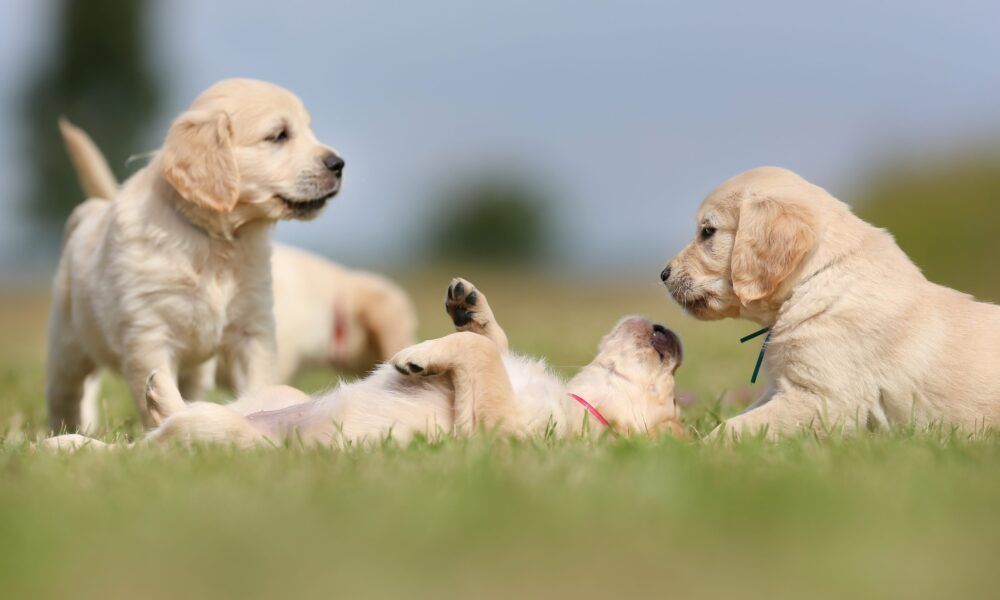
[269,243,417,381]
[662,166,1000,439]
[59,125,414,388]
[49,78,344,431]
[43,279,684,449]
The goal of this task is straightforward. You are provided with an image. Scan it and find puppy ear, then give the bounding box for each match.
[731,197,816,305]
[160,110,240,213]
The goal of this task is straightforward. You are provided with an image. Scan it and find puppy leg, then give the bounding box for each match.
[37,433,112,452]
[79,372,103,434]
[45,331,97,433]
[144,402,266,448]
[392,331,520,434]
[123,350,178,428]
[144,370,188,423]
[708,387,861,441]
[220,319,278,396]
[178,361,213,402]
[444,278,509,353]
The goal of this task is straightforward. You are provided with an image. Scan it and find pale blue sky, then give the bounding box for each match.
[2,1,999,274]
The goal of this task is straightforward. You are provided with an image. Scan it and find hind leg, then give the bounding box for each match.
[141,372,265,447]
[444,278,508,353]
[143,403,266,448]
[46,329,97,433]
[79,372,103,434]
[38,434,112,451]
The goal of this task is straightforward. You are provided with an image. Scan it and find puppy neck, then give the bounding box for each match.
[564,363,646,435]
[150,164,246,242]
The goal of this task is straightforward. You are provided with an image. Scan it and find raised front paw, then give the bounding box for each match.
[445,277,486,328]
[391,341,445,377]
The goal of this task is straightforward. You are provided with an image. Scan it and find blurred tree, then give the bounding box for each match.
[855,149,1000,301]
[21,0,160,236]
[427,175,556,265]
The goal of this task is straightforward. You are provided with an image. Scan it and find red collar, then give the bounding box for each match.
[568,393,619,436]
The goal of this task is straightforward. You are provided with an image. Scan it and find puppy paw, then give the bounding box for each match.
[391,341,446,377]
[445,278,490,329]
[144,370,186,425]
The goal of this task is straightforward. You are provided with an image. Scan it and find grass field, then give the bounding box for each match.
[2,270,998,598]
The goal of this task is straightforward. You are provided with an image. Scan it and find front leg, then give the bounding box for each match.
[220,323,278,396]
[391,332,520,435]
[708,382,863,441]
[444,278,509,353]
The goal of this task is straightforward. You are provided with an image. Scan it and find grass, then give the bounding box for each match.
[1,270,999,598]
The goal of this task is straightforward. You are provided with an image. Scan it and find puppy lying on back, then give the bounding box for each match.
[269,244,417,381]
[662,167,1000,439]
[42,279,684,449]
[59,125,416,387]
[50,79,344,431]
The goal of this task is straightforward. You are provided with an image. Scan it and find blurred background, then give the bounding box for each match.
[1,0,999,432]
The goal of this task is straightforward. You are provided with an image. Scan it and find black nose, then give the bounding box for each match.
[660,266,671,282]
[323,153,345,176]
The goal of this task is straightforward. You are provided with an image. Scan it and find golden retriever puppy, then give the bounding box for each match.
[43,279,684,449]
[58,125,413,400]
[662,166,1000,439]
[49,78,344,431]
[269,244,417,380]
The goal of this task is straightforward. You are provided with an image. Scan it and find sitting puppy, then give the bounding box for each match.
[43,279,684,449]
[270,244,417,381]
[59,125,416,389]
[662,166,1000,439]
[49,79,344,431]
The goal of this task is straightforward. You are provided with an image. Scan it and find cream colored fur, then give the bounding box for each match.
[59,121,415,396]
[42,279,684,449]
[269,244,417,381]
[49,78,344,432]
[663,166,1000,439]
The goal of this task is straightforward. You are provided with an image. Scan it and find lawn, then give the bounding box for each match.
[1,270,998,598]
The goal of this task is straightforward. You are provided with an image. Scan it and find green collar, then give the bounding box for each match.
[740,327,772,384]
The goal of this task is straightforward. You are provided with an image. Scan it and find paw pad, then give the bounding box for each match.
[393,360,437,377]
[446,278,479,327]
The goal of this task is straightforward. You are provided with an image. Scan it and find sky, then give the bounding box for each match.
[2,0,999,275]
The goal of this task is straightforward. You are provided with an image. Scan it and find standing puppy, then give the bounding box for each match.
[59,125,415,390]
[662,167,1000,439]
[49,78,344,431]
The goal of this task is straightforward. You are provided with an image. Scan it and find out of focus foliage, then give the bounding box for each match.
[21,0,160,236]
[855,148,1000,302]
[427,175,555,265]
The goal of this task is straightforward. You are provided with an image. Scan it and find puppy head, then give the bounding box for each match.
[568,316,684,437]
[662,167,819,320]
[160,78,343,228]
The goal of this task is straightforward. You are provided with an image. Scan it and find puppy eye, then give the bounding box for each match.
[266,128,289,144]
[700,226,716,240]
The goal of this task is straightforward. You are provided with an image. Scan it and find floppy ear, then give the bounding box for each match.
[160,110,240,213]
[731,197,817,305]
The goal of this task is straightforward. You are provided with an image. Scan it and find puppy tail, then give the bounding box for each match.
[144,370,187,425]
[58,117,119,200]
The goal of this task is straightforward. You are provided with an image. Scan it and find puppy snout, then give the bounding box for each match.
[323,153,345,177]
[660,266,672,282]
[651,324,682,366]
